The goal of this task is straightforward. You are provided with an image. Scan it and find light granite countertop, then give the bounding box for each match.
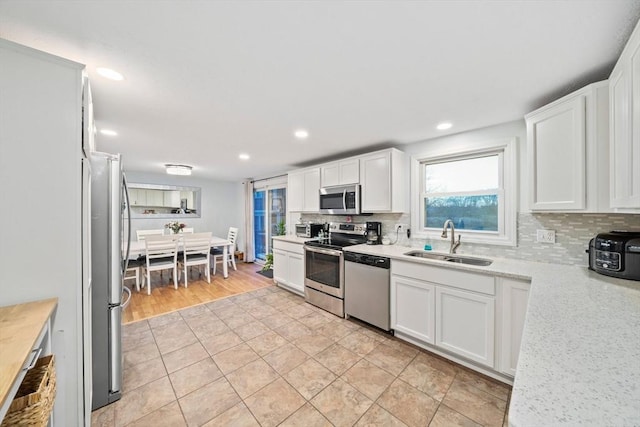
[272,235,312,245]
[341,243,640,426]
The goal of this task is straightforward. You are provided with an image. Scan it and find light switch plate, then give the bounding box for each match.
[536,229,556,243]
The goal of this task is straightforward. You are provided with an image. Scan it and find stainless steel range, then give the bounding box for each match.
[304,222,367,317]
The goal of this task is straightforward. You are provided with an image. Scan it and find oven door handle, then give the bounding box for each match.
[304,246,344,258]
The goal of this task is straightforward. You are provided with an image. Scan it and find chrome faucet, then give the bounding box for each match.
[441,219,461,254]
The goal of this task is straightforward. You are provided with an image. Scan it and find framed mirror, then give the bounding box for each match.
[127,183,201,219]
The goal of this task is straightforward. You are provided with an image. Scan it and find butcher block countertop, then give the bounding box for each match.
[0,298,58,413]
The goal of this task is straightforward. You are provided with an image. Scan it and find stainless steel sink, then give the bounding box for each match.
[443,256,493,266]
[403,250,493,266]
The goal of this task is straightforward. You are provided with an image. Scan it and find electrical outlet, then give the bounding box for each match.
[395,223,409,231]
[536,229,556,243]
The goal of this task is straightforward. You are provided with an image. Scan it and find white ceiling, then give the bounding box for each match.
[1,1,639,181]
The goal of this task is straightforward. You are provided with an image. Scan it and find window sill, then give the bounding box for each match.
[413,231,516,247]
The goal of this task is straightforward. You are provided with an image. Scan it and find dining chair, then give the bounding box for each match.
[140,235,179,295]
[123,258,144,292]
[179,232,211,287]
[211,227,238,275]
[136,229,165,241]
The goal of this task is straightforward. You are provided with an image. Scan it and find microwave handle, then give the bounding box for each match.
[343,189,347,210]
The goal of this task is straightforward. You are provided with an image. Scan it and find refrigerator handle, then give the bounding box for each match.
[121,285,132,309]
[122,174,132,274]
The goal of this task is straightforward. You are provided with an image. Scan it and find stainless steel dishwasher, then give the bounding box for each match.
[344,251,391,331]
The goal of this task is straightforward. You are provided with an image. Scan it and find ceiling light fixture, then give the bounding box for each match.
[165,164,192,176]
[436,122,453,130]
[294,129,309,140]
[239,153,250,160]
[100,129,118,136]
[96,67,124,81]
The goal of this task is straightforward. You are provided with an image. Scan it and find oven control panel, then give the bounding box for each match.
[328,222,366,234]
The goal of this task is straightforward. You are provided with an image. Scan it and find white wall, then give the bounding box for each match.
[124,171,246,250]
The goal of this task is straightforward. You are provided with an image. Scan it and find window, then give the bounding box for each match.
[411,138,516,246]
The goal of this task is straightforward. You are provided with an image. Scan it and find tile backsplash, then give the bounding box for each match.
[300,212,640,266]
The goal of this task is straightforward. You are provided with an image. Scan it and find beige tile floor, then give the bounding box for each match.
[92,285,512,427]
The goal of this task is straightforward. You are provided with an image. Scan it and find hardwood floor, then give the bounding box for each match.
[123,262,274,324]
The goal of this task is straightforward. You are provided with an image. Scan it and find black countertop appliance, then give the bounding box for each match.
[587,231,640,281]
[366,221,382,245]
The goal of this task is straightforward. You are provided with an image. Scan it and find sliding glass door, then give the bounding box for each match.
[253,185,286,262]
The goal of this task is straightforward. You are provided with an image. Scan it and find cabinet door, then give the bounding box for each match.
[436,287,495,367]
[321,163,340,187]
[527,95,586,210]
[287,252,305,294]
[610,50,640,208]
[272,249,288,285]
[128,188,137,206]
[360,152,391,212]
[391,275,435,344]
[147,189,164,207]
[500,278,530,376]
[287,172,304,212]
[131,189,146,206]
[303,168,320,212]
[339,159,360,184]
[164,190,180,207]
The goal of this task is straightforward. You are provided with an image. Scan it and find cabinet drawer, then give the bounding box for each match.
[392,260,495,295]
[273,240,304,254]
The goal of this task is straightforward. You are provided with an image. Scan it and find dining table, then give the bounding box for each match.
[126,235,233,278]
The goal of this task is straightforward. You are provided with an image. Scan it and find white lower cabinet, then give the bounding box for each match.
[391,260,530,380]
[390,275,435,344]
[272,240,304,295]
[435,286,495,367]
[499,277,530,376]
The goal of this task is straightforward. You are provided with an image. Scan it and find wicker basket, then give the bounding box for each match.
[1,355,56,427]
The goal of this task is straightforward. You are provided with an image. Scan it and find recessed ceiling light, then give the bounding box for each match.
[239,153,250,160]
[100,129,118,136]
[436,122,453,130]
[96,67,124,81]
[294,129,309,140]
[165,164,192,176]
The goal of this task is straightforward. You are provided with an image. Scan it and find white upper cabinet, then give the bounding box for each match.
[287,167,320,212]
[320,158,360,187]
[129,188,146,206]
[610,20,640,210]
[163,190,180,208]
[145,189,164,207]
[359,148,407,213]
[526,81,609,212]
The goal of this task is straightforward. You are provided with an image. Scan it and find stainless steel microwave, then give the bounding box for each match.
[319,184,360,215]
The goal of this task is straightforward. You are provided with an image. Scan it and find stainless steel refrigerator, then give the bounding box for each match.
[90,151,132,410]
